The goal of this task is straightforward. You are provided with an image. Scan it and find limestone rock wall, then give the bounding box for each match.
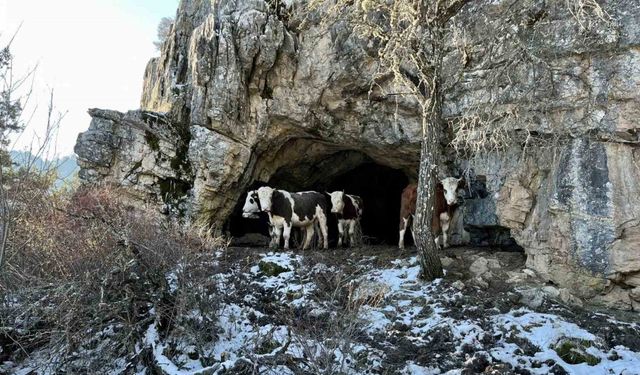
[74,109,193,215]
[449,0,640,309]
[74,0,640,309]
[134,0,422,223]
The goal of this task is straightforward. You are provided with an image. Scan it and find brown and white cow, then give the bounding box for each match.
[243,186,329,250]
[398,177,464,249]
[328,191,363,247]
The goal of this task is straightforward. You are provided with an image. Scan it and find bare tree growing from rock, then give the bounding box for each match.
[308,0,613,280]
[154,17,175,51]
[305,0,492,280]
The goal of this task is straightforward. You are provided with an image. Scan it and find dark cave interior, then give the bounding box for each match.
[225,158,412,247]
[225,150,521,252]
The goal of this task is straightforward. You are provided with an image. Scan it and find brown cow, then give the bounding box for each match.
[398,184,418,249]
[398,178,464,249]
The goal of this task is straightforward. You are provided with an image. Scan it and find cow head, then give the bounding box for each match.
[256,186,275,212]
[328,191,345,214]
[440,177,464,205]
[242,190,261,218]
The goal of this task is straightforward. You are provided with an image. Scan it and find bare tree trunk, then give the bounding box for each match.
[0,158,9,273]
[414,83,444,281]
[0,210,9,273]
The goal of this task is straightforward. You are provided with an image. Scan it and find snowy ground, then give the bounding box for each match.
[5,246,640,374]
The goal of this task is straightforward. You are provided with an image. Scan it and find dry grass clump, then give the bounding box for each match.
[0,180,223,372]
[281,256,372,374]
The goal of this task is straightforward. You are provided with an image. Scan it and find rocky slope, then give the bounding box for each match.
[74,0,640,309]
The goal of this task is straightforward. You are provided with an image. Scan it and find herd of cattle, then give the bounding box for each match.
[242,177,466,250]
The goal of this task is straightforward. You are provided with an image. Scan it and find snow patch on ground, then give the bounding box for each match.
[401,362,442,374]
[250,252,316,307]
[7,250,640,375]
[490,310,640,374]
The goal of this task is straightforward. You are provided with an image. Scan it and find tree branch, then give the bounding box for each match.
[434,0,473,25]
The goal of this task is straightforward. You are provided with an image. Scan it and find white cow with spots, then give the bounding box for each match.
[242,190,279,248]
[328,191,363,247]
[243,186,329,250]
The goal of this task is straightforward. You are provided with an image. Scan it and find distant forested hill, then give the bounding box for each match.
[10,151,79,187]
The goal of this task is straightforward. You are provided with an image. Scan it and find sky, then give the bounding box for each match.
[0,0,179,156]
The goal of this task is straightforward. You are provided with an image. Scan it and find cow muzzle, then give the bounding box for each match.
[447,197,463,206]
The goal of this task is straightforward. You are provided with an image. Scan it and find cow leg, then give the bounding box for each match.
[337,220,344,247]
[344,220,351,247]
[282,223,292,250]
[317,208,329,249]
[399,216,409,249]
[348,220,357,247]
[440,212,450,249]
[269,226,277,248]
[271,225,282,248]
[313,221,321,248]
[269,227,276,248]
[302,225,314,250]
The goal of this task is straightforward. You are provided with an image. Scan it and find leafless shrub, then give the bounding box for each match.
[448,0,614,165]
[0,35,69,275]
[567,0,611,30]
[275,260,371,374]
[0,184,224,373]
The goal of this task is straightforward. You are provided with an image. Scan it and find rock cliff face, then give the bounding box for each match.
[75,0,640,309]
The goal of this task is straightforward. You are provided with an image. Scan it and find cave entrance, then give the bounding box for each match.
[226,150,413,247]
[225,181,273,247]
[225,148,524,252]
[323,163,409,246]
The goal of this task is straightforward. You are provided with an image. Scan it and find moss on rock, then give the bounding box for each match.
[144,130,160,152]
[554,339,601,366]
[258,261,289,277]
